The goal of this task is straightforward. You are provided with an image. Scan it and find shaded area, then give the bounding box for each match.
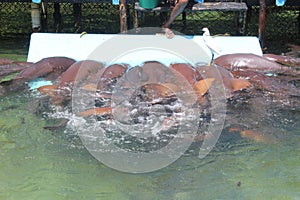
[0,84,299,199]
[0,36,29,61]
[0,2,299,54]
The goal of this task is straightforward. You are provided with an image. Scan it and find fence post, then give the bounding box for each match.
[120,0,128,33]
[54,3,62,32]
[31,3,41,32]
[41,2,48,32]
[73,3,82,33]
[298,7,300,34]
[258,0,266,49]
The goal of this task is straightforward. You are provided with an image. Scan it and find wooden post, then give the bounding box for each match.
[41,2,48,32]
[73,3,82,33]
[54,3,62,33]
[31,3,41,32]
[134,9,140,29]
[298,6,300,34]
[182,11,186,31]
[119,0,128,33]
[258,0,266,49]
[236,8,247,35]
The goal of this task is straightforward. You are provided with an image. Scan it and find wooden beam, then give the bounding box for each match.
[41,2,48,32]
[73,3,82,33]
[119,0,128,33]
[258,0,266,49]
[54,3,62,32]
[31,3,41,32]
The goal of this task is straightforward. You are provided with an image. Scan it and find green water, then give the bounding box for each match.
[0,36,29,62]
[0,92,300,200]
[1,36,300,200]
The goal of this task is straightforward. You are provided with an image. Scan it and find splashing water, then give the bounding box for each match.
[0,81,300,199]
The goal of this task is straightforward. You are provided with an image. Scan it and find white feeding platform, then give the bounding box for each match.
[27,33,262,67]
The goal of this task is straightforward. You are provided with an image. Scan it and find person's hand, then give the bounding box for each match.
[163,28,175,39]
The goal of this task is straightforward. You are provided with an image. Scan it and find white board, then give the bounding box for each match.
[27,33,262,66]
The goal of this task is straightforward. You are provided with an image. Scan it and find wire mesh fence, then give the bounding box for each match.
[0,2,299,53]
[0,2,32,35]
[247,5,299,53]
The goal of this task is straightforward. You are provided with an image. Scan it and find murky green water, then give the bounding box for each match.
[0,36,29,61]
[1,91,300,200]
[1,36,300,200]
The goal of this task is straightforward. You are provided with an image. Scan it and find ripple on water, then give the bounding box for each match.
[0,91,300,199]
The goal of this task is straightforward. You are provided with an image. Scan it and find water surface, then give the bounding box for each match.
[0,36,300,200]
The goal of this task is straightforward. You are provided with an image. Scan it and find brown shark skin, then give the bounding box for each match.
[13,61,34,68]
[57,60,104,87]
[124,66,148,85]
[0,62,34,96]
[0,63,31,80]
[38,60,105,106]
[15,57,76,81]
[96,63,128,92]
[263,53,300,67]
[196,64,252,98]
[0,58,14,65]
[2,56,299,140]
[4,57,75,93]
[141,61,169,83]
[231,69,300,97]
[214,53,296,75]
[6,58,294,143]
[170,63,202,86]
